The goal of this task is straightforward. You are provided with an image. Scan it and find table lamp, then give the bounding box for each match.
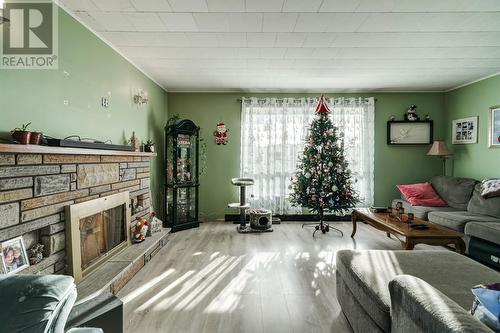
[427,140,453,176]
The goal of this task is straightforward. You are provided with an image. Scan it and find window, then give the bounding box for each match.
[240,97,374,214]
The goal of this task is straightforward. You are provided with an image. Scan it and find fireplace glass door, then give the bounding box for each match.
[79,204,126,271]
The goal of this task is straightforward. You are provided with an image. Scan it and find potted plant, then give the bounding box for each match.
[144,140,155,153]
[11,123,31,145]
[29,131,43,145]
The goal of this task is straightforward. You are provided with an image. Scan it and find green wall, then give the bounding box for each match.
[0,8,169,212]
[445,74,500,179]
[169,92,445,220]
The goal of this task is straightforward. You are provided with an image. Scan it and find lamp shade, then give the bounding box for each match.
[427,140,452,156]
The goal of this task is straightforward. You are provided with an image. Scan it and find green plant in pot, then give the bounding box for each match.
[11,123,31,145]
[144,140,155,153]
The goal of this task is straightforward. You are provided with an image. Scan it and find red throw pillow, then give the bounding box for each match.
[396,182,448,207]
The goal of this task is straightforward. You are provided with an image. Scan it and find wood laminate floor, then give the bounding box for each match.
[117,222,444,333]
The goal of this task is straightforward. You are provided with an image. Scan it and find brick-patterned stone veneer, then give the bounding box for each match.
[0,152,153,275]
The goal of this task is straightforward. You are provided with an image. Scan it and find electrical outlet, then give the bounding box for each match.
[101,97,110,108]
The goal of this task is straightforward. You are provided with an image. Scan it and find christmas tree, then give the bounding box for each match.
[289,96,359,235]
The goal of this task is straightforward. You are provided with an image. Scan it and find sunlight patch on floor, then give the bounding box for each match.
[136,270,195,312]
[122,268,175,304]
[204,252,280,314]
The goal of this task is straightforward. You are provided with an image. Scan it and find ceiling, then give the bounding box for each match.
[59,0,500,92]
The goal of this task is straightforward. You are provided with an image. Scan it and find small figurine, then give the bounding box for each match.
[214,122,228,145]
[28,243,44,265]
[133,218,149,243]
[389,115,396,121]
[128,132,140,152]
[425,114,431,121]
[146,212,163,236]
[405,105,419,121]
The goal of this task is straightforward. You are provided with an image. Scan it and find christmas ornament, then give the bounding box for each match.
[213,122,229,145]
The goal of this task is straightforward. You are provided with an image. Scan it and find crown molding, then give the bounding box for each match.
[446,71,500,92]
[53,0,168,93]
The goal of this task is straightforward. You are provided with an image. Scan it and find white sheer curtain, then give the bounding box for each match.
[240,97,374,214]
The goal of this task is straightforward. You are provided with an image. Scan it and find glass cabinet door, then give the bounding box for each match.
[166,187,197,223]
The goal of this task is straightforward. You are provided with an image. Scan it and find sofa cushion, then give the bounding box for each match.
[0,274,77,333]
[428,211,500,232]
[336,250,500,333]
[481,179,500,198]
[430,176,477,210]
[396,182,447,207]
[391,199,456,220]
[465,222,500,246]
[468,183,500,218]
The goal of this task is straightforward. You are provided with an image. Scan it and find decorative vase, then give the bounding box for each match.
[29,132,42,145]
[12,131,31,145]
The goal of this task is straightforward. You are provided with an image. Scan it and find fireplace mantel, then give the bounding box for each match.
[0,144,157,157]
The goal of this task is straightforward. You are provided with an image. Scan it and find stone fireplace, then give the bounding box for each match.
[66,192,131,283]
[0,144,155,276]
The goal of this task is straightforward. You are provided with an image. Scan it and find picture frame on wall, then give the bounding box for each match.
[452,116,478,144]
[489,106,500,148]
[387,120,433,145]
[1,236,29,275]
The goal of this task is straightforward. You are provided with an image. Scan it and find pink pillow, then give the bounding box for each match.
[396,182,448,207]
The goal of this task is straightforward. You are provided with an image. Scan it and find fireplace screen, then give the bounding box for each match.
[80,205,126,271]
[66,192,131,282]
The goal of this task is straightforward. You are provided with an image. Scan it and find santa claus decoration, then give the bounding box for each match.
[133,218,149,243]
[214,122,228,145]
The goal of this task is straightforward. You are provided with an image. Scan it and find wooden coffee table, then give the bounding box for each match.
[351,208,466,253]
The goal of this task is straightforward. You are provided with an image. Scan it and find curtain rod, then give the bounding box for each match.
[237,97,377,102]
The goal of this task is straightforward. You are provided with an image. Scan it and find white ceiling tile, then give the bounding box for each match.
[236,47,261,58]
[319,0,361,12]
[92,0,135,11]
[159,13,198,31]
[167,0,208,12]
[207,0,245,12]
[354,0,397,12]
[184,33,220,47]
[245,0,284,12]
[59,0,99,11]
[263,13,298,32]
[295,14,367,33]
[303,33,337,47]
[129,0,172,11]
[217,33,247,47]
[228,13,263,32]
[123,13,166,32]
[88,12,132,31]
[193,13,229,32]
[62,1,500,91]
[282,0,323,12]
[275,33,307,47]
[259,48,287,59]
[246,33,276,47]
[74,11,106,31]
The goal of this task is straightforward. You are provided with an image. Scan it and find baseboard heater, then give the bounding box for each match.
[225,214,352,223]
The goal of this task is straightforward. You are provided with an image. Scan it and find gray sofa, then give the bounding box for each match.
[392,176,500,268]
[336,249,500,333]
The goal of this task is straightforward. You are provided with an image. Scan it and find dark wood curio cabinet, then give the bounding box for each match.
[164,119,200,232]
